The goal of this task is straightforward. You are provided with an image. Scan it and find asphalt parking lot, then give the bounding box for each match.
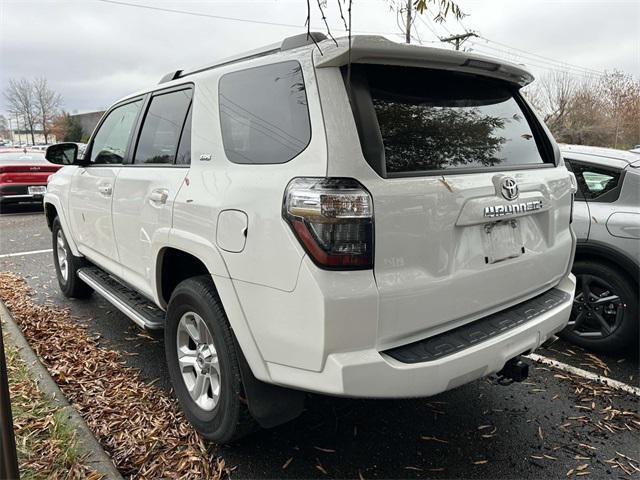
[1,204,638,479]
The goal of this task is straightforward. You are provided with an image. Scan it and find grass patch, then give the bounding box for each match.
[4,330,100,479]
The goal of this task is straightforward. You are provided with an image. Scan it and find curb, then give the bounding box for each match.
[0,300,124,480]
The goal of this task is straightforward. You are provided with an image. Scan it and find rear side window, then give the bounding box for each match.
[349,64,549,176]
[134,88,192,165]
[566,160,622,202]
[219,61,311,164]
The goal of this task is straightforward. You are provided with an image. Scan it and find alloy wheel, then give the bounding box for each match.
[56,229,69,282]
[176,312,221,411]
[569,274,626,339]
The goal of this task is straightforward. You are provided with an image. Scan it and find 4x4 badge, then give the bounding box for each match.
[501,177,519,201]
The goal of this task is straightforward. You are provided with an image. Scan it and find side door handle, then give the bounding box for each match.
[149,188,169,206]
[97,183,112,196]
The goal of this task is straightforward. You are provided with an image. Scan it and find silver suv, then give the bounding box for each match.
[561,144,639,352]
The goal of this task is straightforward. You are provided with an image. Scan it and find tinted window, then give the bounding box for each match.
[90,100,142,164]
[176,104,192,165]
[0,151,48,164]
[219,61,311,164]
[135,89,192,164]
[356,65,546,174]
[567,160,621,202]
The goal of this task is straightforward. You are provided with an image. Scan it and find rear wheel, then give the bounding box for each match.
[52,217,93,299]
[165,276,256,443]
[560,260,638,353]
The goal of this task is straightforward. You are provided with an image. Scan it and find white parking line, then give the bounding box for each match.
[527,353,640,397]
[0,248,52,259]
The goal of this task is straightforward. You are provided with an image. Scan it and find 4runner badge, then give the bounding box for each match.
[484,200,543,218]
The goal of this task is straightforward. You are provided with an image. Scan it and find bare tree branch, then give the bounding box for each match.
[336,0,349,31]
[3,78,38,145]
[317,0,338,46]
[33,77,62,144]
[305,0,323,55]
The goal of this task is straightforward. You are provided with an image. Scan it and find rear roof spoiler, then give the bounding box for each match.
[313,36,534,87]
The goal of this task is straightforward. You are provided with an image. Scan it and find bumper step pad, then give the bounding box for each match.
[384,288,571,364]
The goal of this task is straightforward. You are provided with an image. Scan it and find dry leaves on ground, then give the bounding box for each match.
[5,333,101,480]
[0,272,227,479]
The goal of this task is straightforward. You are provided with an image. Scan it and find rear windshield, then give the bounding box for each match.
[349,64,548,175]
[0,151,48,164]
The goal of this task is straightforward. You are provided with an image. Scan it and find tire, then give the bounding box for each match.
[165,276,257,443]
[52,217,93,299]
[560,260,638,353]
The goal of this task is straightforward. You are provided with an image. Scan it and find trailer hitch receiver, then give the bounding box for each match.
[496,356,529,385]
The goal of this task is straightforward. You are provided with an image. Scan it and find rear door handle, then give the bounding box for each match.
[97,183,112,196]
[149,188,169,206]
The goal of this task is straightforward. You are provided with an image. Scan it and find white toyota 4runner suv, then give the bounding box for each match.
[44,33,577,443]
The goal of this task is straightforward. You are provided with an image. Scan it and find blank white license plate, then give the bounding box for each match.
[483,220,524,264]
[28,186,46,195]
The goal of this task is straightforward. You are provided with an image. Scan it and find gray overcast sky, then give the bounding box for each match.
[1,0,638,116]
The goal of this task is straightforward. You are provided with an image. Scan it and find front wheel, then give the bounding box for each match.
[560,260,638,353]
[165,276,256,443]
[52,217,93,299]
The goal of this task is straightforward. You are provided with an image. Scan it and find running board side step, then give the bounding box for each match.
[77,266,165,330]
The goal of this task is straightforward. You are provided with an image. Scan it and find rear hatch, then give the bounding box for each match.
[332,63,574,348]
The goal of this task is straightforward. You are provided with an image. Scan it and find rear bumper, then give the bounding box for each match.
[0,184,46,204]
[265,273,575,398]
[0,193,46,204]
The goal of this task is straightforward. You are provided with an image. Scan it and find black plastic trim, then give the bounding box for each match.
[383,288,571,364]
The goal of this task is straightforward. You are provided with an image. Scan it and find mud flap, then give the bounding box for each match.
[235,338,306,429]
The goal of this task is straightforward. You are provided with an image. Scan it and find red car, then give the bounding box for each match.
[0,149,61,209]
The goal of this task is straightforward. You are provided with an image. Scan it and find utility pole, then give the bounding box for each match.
[441,32,477,50]
[405,0,412,44]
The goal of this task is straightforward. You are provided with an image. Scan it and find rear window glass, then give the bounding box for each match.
[0,151,47,164]
[219,61,311,164]
[357,65,546,174]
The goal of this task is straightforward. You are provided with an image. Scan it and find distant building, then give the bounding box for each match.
[71,111,105,139]
[5,130,55,145]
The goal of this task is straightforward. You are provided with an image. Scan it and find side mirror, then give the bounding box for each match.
[45,143,79,165]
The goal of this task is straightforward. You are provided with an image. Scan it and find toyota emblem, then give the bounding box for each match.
[501,177,519,201]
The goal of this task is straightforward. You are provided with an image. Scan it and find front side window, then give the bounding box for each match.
[219,61,311,164]
[134,88,192,165]
[90,100,143,164]
[351,64,548,175]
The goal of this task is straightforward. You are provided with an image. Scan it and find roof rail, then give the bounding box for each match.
[158,70,183,84]
[160,32,328,83]
[281,32,327,51]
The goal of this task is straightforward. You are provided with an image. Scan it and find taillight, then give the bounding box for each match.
[283,177,374,270]
[568,172,577,224]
